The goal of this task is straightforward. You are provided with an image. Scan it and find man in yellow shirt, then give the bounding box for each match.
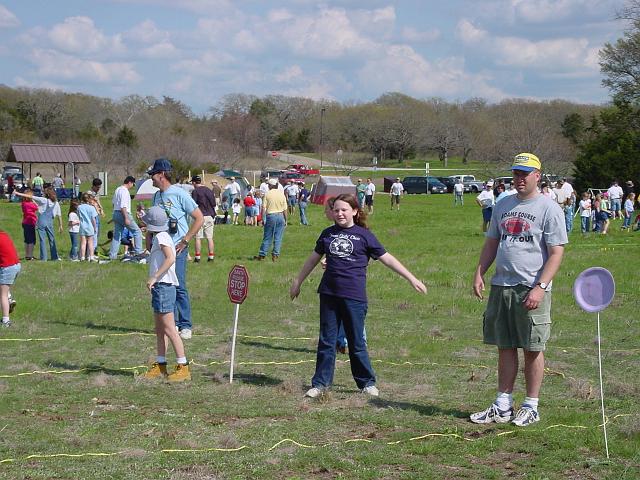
[255,179,288,261]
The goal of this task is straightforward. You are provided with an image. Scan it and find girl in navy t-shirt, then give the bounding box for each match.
[290,193,426,398]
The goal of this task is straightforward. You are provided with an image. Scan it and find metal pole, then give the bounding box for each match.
[596,312,610,458]
[229,303,240,383]
[320,107,326,169]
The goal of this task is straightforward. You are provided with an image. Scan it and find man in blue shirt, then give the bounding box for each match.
[148,158,204,340]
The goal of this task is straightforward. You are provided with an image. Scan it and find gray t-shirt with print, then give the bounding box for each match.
[487,193,568,289]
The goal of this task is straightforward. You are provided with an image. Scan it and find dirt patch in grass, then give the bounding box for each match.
[567,377,595,400]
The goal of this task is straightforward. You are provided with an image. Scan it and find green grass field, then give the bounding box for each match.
[0,192,638,479]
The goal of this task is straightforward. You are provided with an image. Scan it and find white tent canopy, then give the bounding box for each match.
[134,178,159,200]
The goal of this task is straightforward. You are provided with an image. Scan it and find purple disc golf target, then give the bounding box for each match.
[573,267,615,313]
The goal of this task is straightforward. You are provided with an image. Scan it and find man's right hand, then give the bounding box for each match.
[473,272,485,299]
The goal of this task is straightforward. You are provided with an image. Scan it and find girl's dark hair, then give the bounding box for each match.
[69,199,79,215]
[333,193,368,229]
[234,198,241,203]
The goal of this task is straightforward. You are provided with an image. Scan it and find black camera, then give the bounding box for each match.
[168,218,178,234]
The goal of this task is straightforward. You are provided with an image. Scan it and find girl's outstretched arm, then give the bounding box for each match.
[378,252,427,294]
[290,251,323,300]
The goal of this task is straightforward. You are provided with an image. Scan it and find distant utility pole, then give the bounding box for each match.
[320,107,326,169]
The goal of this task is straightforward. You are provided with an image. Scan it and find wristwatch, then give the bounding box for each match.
[536,281,548,289]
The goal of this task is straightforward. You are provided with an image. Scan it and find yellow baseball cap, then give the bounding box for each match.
[512,153,541,172]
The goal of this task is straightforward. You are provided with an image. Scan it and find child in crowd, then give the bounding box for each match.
[14,187,60,261]
[0,230,21,327]
[20,188,38,260]
[136,202,146,221]
[78,192,98,261]
[244,192,256,226]
[232,197,242,225]
[254,191,263,226]
[290,193,427,398]
[563,197,573,234]
[68,199,81,261]
[142,206,190,382]
[622,193,636,230]
[579,192,591,233]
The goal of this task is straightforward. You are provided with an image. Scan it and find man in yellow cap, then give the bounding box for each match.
[471,153,568,427]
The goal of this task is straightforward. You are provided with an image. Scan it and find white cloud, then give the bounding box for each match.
[467,0,623,24]
[171,75,193,92]
[359,45,506,101]
[0,4,19,27]
[455,19,487,43]
[400,27,440,43]
[233,29,262,52]
[172,51,235,76]
[125,19,168,44]
[267,8,293,23]
[48,16,125,55]
[275,65,303,83]
[29,49,141,84]
[141,41,179,58]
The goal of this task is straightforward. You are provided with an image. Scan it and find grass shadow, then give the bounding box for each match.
[45,360,134,377]
[50,320,153,334]
[239,339,315,354]
[370,398,469,418]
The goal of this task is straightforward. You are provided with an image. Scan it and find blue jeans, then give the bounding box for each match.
[581,216,590,233]
[454,192,463,205]
[299,201,308,225]
[94,216,101,254]
[174,248,192,331]
[110,211,143,259]
[37,222,59,260]
[565,212,573,234]
[312,294,375,389]
[259,213,285,257]
[337,322,367,349]
[623,214,632,228]
[152,282,177,314]
[69,232,79,259]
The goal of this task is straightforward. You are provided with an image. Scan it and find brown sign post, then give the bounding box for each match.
[227,265,249,383]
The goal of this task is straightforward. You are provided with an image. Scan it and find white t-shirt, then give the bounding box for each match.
[365,183,376,195]
[561,182,574,198]
[607,185,623,200]
[149,232,178,286]
[454,183,464,194]
[68,212,80,233]
[226,181,241,196]
[477,190,494,208]
[553,188,568,204]
[259,182,269,196]
[285,184,300,197]
[390,182,404,195]
[112,185,131,214]
[580,199,592,217]
[53,201,62,219]
[232,203,242,214]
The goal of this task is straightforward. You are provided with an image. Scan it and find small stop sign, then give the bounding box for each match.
[227,265,249,304]
[271,151,279,157]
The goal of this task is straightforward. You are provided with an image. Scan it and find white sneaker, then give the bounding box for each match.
[361,385,379,397]
[179,328,192,340]
[304,387,326,398]
[512,406,540,427]
[470,403,514,424]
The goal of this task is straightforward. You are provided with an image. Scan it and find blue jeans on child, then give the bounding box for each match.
[37,222,59,261]
[298,201,308,225]
[69,232,79,259]
[581,216,590,233]
[312,294,376,389]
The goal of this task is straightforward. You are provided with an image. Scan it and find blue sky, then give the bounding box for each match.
[0,0,627,114]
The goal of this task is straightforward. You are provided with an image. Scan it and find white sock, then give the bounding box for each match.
[523,397,539,411]
[2,317,9,324]
[495,392,513,410]
[176,357,187,365]
[156,356,166,364]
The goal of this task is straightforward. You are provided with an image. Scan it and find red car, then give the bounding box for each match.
[285,164,320,175]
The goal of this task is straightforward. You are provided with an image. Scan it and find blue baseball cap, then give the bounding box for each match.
[147,157,172,175]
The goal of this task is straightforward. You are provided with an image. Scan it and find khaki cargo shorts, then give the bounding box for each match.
[483,284,552,352]
[196,215,215,240]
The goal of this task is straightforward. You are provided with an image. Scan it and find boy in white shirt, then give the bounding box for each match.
[143,206,190,382]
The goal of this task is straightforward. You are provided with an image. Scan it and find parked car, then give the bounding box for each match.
[1,172,27,191]
[449,174,485,193]
[436,176,456,193]
[285,164,320,175]
[261,169,284,179]
[402,176,447,194]
[279,171,305,185]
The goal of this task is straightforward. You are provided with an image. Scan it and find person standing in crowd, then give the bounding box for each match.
[73,176,81,199]
[290,193,426,399]
[142,206,190,382]
[15,188,60,261]
[471,153,567,427]
[259,176,270,198]
[191,175,217,262]
[109,176,144,260]
[52,174,64,190]
[552,180,568,207]
[78,192,99,261]
[607,180,624,219]
[67,199,80,261]
[149,158,204,340]
[225,177,242,204]
[298,181,310,226]
[19,188,38,261]
[390,177,404,211]
[32,173,44,196]
[495,184,508,203]
[623,180,635,206]
[243,191,257,226]
[579,192,592,233]
[364,178,376,214]
[0,229,21,328]
[210,179,222,206]
[356,179,367,208]
[622,193,636,230]
[86,178,105,254]
[284,180,299,219]
[476,181,495,232]
[254,178,287,261]
[454,179,464,206]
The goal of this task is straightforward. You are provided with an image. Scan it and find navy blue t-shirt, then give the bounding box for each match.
[314,224,387,302]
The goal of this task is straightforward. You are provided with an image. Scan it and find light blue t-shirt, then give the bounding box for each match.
[152,185,198,244]
[77,203,98,236]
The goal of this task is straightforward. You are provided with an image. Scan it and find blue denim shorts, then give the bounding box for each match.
[151,282,176,313]
[0,263,21,285]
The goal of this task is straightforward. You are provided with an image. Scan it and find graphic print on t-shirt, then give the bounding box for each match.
[329,235,354,258]
[499,211,536,243]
